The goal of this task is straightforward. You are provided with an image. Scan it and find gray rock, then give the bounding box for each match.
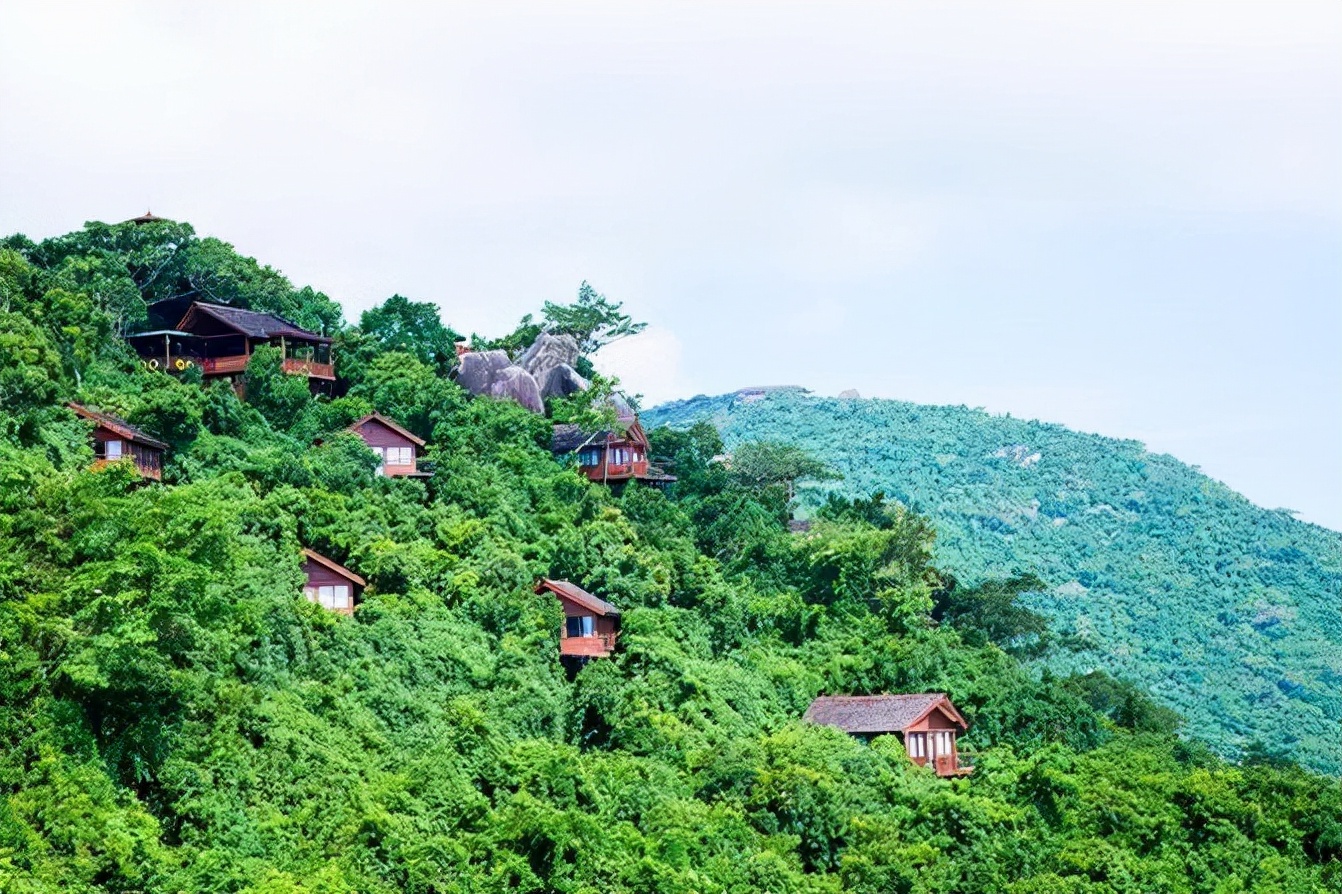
[455,350,513,395]
[607,392,636,424]
[487,365,545,414]
[540,363,589,399]
[838,388,861,399]
[518,332,580,385]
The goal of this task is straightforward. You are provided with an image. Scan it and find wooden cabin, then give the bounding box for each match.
[69,403,167,480]
[126,301,334,385]
[347,413,429,478]
[805,693,974,777]
[551,416,675,494]
[536,579,620,661]
[301,549,365,616]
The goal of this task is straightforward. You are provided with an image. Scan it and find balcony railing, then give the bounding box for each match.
[560,632,618,657]
[198,354,334,380]
[934,753,975,777]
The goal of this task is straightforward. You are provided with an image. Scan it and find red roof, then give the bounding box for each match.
[68,403,168,450]
[348,412,425,447]
[301,548,366,587]
[536,579,620,616]
[804,694,967,734]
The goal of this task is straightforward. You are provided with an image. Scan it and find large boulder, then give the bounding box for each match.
[455,350,513,396]
[519,333,581,387]
[539,363,589,399]
[487,365,545,414]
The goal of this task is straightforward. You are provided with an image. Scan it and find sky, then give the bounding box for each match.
[1,2,1339,529]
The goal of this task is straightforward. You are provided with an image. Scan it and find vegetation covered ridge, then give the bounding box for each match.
[644,389,1342,776]
[0,218,1338,892]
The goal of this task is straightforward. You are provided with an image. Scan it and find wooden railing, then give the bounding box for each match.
[934,753,975,777]
[560,633,618,657]
[282,357,335,380]
[199,354,334,380]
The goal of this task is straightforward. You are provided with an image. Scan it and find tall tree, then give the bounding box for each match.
[542,281,646,355]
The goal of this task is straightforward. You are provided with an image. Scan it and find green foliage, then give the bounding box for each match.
[244,345,312,431]
[0,221,1337,893]
[541,281,647,356]
[730,440,841,502]
[646,390,1342,776]
[347,295,463,379]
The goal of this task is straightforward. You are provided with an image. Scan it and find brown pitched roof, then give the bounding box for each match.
[536,579,620,617]
[68,403,169,450]
[178,302,330,342]
[348,412,425,447]
[804,694,966,734]
[301,548,366,587]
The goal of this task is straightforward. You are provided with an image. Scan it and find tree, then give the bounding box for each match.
[541,282,646,355]
[931,573,1053,658]
[243,345,311,430]
[356,295,462,376]
[729,440,840,502]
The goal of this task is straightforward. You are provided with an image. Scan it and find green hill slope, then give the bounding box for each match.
[645,389,1342,774]
[2,222,1341,891]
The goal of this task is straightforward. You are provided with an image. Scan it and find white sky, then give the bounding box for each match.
[2,2,1339,529]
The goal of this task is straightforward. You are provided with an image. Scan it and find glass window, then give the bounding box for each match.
[104,439,123,459]
[578,448,601,467]
[566,616,583,637]
[906,733,924,758]
[315,585,351,610]
[386,446,412,466]
[581,615,595,636]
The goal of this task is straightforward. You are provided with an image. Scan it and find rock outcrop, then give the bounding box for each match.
[455,350,514,395]
[487,365,545,414]
[454,333,589,413]
[838,388,861,399]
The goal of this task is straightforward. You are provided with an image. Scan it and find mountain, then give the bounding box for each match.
[3,221,1341,891]
[645,388,1342,775]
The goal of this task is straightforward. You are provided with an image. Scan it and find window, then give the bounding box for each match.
[386,446,413,467]
[305,585,351,610]
[565,615,595,637]
[578,448,601,467]
[906,733,925,759]
[936,732,953,757]
[101,439,123,459]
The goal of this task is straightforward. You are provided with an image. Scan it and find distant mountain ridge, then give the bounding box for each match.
[646,389,1342,774]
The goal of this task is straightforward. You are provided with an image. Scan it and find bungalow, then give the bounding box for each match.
[69,403,167,481]
[804,693,974,777]
[126,301,334,387]
[536,579,620,662]
[551,414,674,494]
[301,548,366,616]
[346,413,429,478]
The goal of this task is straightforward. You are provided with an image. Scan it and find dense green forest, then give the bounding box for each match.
[645,391,1342,777]
[0,219,1339,893]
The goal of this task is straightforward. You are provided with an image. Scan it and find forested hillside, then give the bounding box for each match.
[0,220,1339,892]
[645,390,1342,776]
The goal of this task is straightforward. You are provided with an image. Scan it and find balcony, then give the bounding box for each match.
[934,753,975,777]
[560,632,618,658]
[198,354,334,380]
